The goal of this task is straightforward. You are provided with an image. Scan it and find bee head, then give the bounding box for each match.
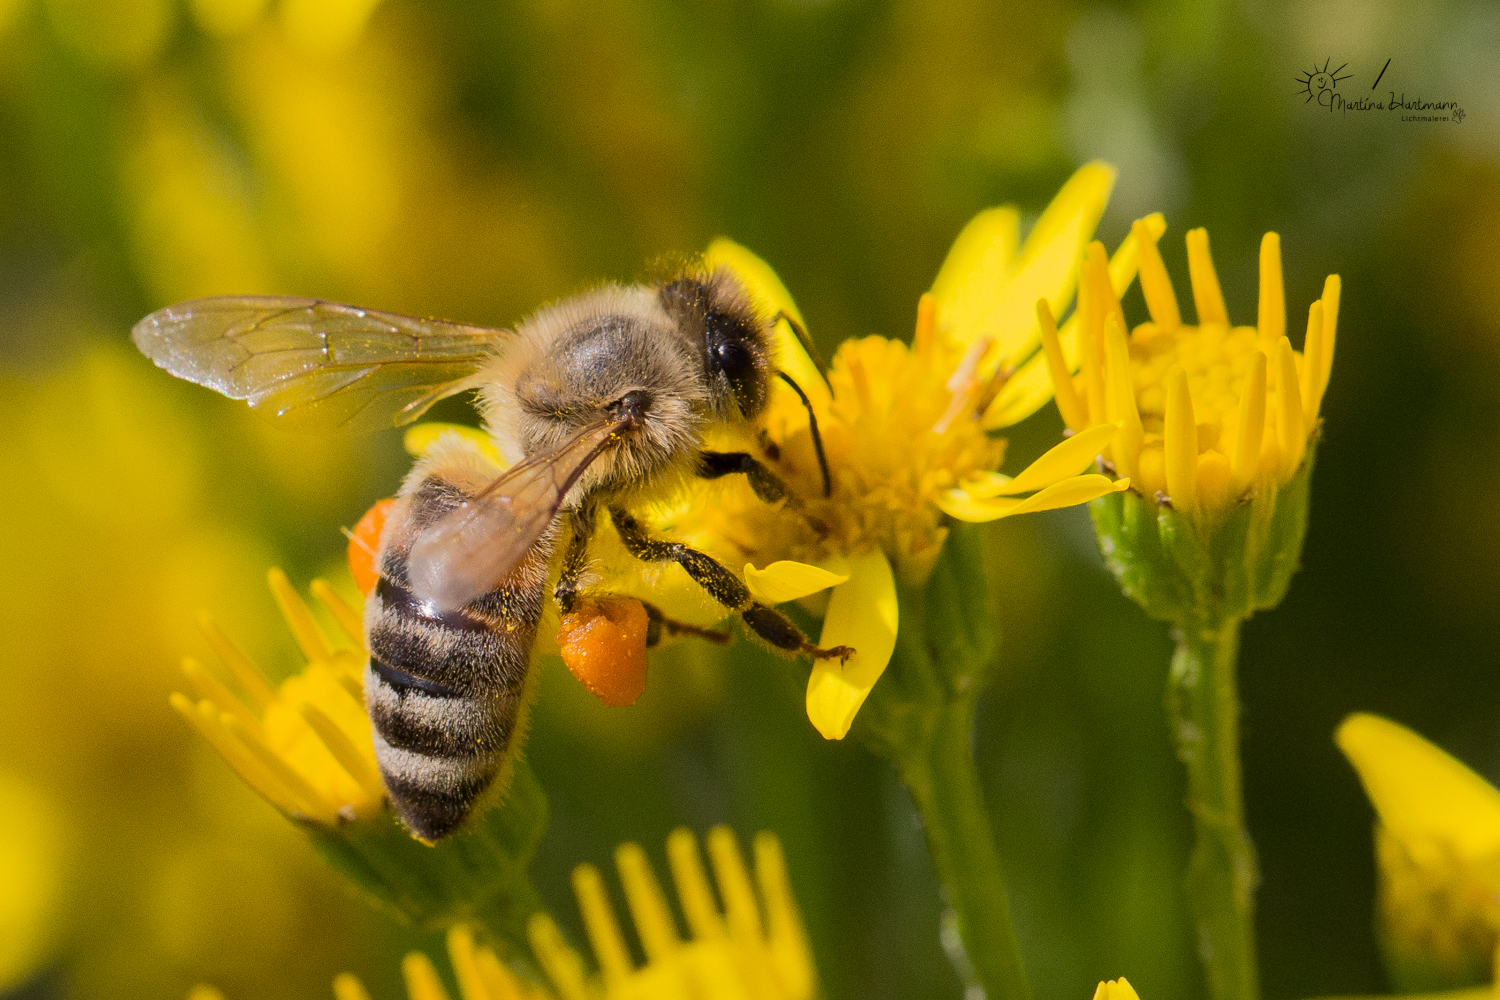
[659,270,773,420]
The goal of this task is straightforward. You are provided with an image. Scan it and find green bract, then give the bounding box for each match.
[1090,443,1317,630]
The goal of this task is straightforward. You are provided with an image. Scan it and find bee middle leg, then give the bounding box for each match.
[697,450,786,503]
[609,506,853,663]
[556,504,731,648]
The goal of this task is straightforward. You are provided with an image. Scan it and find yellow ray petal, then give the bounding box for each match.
[445,926,492,1000]
[704,237,824,402]
[403,423,509,468]
[930,205,1022,327]
[311,579,365,650]
[1094,978,1142,1000]
[527,914,591,1000]
[983,212,1164,430]
[1163,367,1197,513]
[743,559,850,605]
[181,656,262,737]
[754,831,817,1000]
[332,973,373,1000]
[1134,218,1180,330]
[402,953,454,1000]
[962,423,1119,498]
[198,612,277,709]
[615,841,681,961]
[573,863,634,984]
[1336,713,1500,861]
[706,825,764,946]
[1301,300,1325,422]
[1186,228,1229,326]
[667,827,727,942]
[1034,298,1088,432]
[1230,351,1268,496]
[806,551,898,741]
[268,567,333,665]
[938,474,1128,522]
[932,163,1115,366]
[1273,336,1306,475]
[1258,233,1285,345]
[1310,274,1341,420]
[1103,313,1143,479]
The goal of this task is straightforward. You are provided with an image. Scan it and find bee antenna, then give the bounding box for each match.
[777,371,832,497]
[770,311,832,391]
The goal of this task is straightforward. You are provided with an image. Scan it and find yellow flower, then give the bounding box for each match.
[681,163,1131,740]
[171,568,381,826]
[1042,220,1341,526]
[193,827,818,1000]
[170,566,549,927]
[1094,978,1142,1000]
[397,166,1131,743]
[1337,713,1500,990]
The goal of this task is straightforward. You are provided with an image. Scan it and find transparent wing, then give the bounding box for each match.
[130,296,512,433]
[406,418,629,612]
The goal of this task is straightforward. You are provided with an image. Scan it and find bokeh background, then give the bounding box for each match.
[1,0,1498,998]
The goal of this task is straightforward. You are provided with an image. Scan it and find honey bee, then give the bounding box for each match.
[133,268,849,841]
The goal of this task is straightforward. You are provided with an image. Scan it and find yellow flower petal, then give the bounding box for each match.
[978,348,1056,430]
[963,423,1119,498]
[806,551,898,741]
[983,212,1166,430]
[1093,978,1142,1000]
[1337,713,1500,862]
[744,559,850,605]
[937,474,1129,523]
[403,423,509,468]
[931,163,1115,367]
[929,206,1022,320]
[703,237,825,402]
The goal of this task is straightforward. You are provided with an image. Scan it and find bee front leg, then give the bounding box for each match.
[608,507,853,663]
[696,450,786,503]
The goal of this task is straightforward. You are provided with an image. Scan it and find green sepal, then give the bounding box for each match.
[302,757,548,952]
[1091,441,1317,629]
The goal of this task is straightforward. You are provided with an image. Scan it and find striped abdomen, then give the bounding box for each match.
[364,475,557,842]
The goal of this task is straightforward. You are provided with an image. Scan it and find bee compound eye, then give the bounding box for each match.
[710,338,752,378]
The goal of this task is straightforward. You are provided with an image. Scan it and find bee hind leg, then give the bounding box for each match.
[640,601,730,648]
[608,506,853,662]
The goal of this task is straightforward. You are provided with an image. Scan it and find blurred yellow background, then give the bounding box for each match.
[1,0,1497,998]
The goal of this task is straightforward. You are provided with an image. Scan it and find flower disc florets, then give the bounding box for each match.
[1044,219,1340,526]
[715,322,1005,586]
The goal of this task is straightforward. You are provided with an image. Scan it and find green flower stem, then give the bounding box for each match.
[1169,618,1259,1000]
[895,694,1030,1000]
[854,524,1031,1000]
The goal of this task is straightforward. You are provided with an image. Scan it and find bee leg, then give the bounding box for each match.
[697,451,786,503]
[639,601,731,648]
[609,507,853,663]
[553,504,597,614]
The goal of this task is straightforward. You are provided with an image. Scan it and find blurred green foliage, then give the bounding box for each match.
[1,0,1497,998]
